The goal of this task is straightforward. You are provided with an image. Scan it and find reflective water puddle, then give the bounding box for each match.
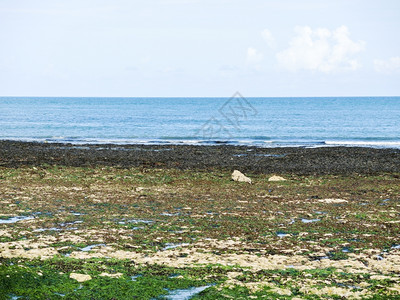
[118,219,153,225]
[34,227,62,232]
[162,243,189,251]
[81,244,106,252]
[0,216,34,224]
[164,285,213,300]
[301,218,320,223]
[276,232,289,238]
[131,275,143,281]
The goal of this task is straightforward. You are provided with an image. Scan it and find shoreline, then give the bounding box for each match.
[1,140,400,174]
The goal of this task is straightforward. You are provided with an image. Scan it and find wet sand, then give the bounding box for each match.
[1,140,400,174]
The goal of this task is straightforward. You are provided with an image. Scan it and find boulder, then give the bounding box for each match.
[70,273,92,282]
[231,170,252,184]
[318,198,348,204]
[99,272,123,278]
[268,175,286,182]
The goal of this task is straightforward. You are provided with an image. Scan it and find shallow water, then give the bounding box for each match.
[81,244,106,252]
[285,265,295,268]
[118,219,153,225]
[337,283,361,290]
[162,243,189,251]
[54,293,66,297]
[131,275,142,281]
[71,212,85,216]
[312,256,329,261]
[60,220,83,227]
[233,153,286,158]
[34,227,61,232]
[254,154,286,157]
[0,216,34,224]
[164,285,212,300]
[301,218,320,223]
[277,233,289,238]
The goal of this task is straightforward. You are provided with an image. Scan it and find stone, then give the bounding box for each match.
[318,198,348,204]
[268,175,286,182]
[70,273,92,282]
[99,272,123,278]
[231,170,252,184]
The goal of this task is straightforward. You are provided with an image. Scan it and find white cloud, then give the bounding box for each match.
[261,29,276,49]
[277,25,365,73]
[246,47,263,65]
[374,57,400,74]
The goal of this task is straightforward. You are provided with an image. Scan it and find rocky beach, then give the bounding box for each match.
[1,141,400,299]
[1,140,400,174]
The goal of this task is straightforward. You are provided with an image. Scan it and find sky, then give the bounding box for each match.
[0,0,399,97]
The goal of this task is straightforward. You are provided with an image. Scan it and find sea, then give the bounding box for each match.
[1,96,400,148]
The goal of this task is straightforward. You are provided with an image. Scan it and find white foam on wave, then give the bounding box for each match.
[3,137,400,149]
[325,141,400,147]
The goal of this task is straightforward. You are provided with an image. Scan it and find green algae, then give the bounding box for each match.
[0,258,220,299]
[1,257,400,299]
[1,166,400,298]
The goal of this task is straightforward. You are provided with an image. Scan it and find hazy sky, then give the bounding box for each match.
[0,0,399,97]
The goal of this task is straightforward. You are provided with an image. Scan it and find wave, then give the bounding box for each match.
[2,136,400,149]
[324,140,400,147]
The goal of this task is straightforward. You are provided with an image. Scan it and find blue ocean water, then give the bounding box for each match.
[0,96,400,148]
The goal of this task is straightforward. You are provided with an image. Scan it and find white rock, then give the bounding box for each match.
[231,170,252,184]
[135,187,145,192]
[268,175,286,182]
[99,272,123,278]
[318,198,348,204]
[70,273,92,282]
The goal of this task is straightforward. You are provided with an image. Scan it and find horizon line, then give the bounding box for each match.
[1,95,400,99]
